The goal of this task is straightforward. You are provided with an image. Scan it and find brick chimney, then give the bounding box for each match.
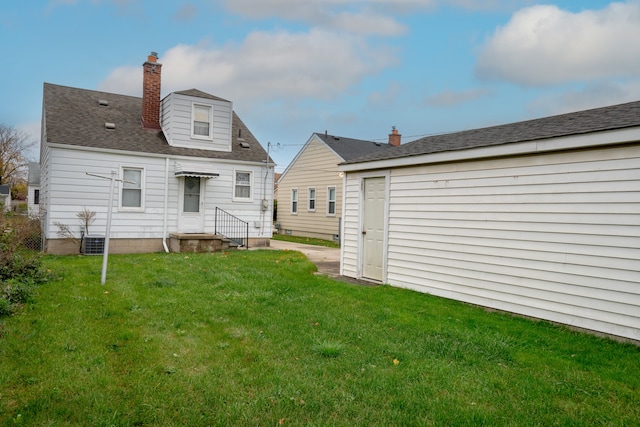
[141,52,162,130]
[388,126,401,146]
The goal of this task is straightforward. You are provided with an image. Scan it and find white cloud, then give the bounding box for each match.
[98,30,397,105]
[174,2,197,22]
[222,0,435,18]
[15,121,41,161]
[220,0,531,24]
[447,0,532,11]
[425,87,491,107]
[528,78,640,117]
[476,2,640,86]
[367,82,402,108]
[331,11,408,36]
[219,0,436,36]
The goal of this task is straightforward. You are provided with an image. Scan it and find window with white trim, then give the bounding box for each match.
[233,170,252,201]
[192,104,212,139]
[291,188,298,214]
[121,167,144,210]
[308,187,316,211]
[327,186,336,215]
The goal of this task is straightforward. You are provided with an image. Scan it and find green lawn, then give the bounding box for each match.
[1,250,638,426]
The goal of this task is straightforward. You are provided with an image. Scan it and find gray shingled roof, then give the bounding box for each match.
[316,132,392,161]
[343,100,640,164]
[43,83,270,163]
[174,89,230,103]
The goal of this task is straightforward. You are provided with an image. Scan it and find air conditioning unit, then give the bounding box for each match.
[83,235,105,255]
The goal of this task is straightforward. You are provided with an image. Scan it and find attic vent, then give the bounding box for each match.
[240,142,250,149]
[333,137,340,140]
[105,122,116,130]
[98,99,109,107]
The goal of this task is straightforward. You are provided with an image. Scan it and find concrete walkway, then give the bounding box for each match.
[266,239,341,277]
[258,240,378,286]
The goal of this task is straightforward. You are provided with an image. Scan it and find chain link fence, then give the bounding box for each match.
[0,211,43,253]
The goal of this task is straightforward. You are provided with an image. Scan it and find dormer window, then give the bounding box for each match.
[192,104,213,139]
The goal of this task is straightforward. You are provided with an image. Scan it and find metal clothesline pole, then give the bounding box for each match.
[86,171,135,285]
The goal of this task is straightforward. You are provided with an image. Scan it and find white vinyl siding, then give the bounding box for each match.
[341,177,361,276]
[160,92,232,152]
[43,147,272,245]
[342,144,640,341]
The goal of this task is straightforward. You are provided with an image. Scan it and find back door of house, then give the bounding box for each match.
[178,176,205,233]
[362,176,385,281]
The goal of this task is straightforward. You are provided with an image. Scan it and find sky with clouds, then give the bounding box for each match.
[1,0,639,171]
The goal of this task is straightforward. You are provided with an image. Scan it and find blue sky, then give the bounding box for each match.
[1,0,640,172]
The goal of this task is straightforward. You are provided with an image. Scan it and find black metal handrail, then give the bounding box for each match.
[214,207,249,248]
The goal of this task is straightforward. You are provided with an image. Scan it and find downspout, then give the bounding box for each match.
[162,157,169,252]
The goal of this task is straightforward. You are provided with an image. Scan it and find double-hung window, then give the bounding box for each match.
[291,188,298,214]
[192,104,212,139]
[327,186,336,215]
[308,187,316,211]
[121,167,144,210]
[233,170,252,201]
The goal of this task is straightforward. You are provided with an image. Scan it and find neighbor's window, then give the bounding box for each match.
[192,104,212,138]
[308,187,316,211]
[121,167,143,209]
[34,189,40,205]
[291,188,298,214]
[327,186,336,215]
[234,171,252,200]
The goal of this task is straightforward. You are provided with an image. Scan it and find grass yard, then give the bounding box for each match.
[1,250,639,426]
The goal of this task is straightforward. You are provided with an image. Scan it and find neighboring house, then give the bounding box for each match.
[40,52,274,255]
[273,172,282,223]
[276,130,400,241]
[0,185,9,212]
[27,161,40,218]
[338,101,640,341]
[273,173,282,201]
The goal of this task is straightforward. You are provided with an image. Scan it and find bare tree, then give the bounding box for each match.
[76,207,97,235]
[0,124,36,187]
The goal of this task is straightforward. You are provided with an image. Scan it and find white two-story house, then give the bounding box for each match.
[40,52,274,254]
